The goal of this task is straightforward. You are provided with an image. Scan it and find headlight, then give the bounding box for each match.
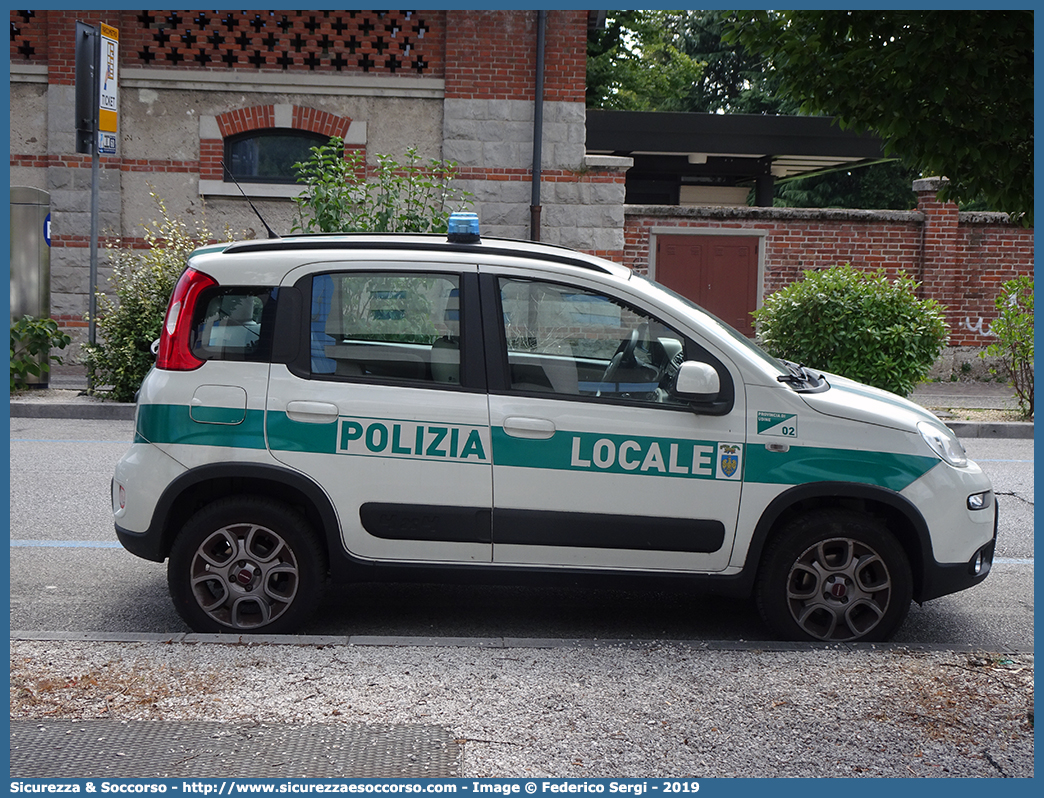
[917,421,968,468]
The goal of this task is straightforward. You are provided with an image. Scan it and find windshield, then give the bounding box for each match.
[628,272,828,392]
[629,272,787,373]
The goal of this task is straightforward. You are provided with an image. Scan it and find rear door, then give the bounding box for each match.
[481,268,746,573]
[266,259,493,564]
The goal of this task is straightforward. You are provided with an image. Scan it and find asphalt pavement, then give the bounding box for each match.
[8,368,1035,779]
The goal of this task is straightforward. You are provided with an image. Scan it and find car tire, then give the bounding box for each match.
[756,509,912,643]
[168,496,327,634]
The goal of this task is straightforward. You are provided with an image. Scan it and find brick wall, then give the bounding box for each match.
[444,10,586,102]
[623,180,1033,347]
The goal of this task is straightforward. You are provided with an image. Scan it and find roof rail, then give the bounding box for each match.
[221,234,615,274]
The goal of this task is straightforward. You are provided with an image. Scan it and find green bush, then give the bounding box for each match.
[292,138,471,234]
[983,275,1033,417]
[82,194,229,401]
[753,264,949,396]
[10,315,71,391]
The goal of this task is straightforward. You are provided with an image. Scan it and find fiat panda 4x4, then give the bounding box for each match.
[112,215,997,642]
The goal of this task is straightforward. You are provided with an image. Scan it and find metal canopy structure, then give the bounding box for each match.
[586,110,889,206]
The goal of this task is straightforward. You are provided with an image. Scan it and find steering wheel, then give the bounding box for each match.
[600,327,640,386]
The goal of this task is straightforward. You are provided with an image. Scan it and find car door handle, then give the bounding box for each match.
[502,416,556,439]
[285,400,340,424]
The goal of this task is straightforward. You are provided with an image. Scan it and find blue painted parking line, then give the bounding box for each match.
[10,439,128,444]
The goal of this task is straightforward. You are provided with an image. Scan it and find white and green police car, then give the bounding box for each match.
[112,214,997,642]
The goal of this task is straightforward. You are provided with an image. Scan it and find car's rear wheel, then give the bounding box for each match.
[756,509,912,643]
[168,497,327,633]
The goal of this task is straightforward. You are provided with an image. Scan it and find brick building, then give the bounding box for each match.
[10,8,623,336]
[8,8,1033,352]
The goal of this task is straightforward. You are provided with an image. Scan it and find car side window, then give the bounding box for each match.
[309,272,462,385]
[497,277,693,405]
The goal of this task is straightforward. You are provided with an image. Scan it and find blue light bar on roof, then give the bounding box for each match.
[447,212,480,244]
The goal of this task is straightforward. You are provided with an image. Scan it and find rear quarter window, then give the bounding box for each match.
[191,287,279,362]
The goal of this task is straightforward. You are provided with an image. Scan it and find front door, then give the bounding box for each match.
[482,270,745,574]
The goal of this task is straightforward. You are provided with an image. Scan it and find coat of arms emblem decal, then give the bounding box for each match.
[717,443,742,480]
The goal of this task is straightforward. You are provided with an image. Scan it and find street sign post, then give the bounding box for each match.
[74,20,118,355]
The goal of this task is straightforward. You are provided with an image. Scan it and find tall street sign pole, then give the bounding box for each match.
[74,21,118,355]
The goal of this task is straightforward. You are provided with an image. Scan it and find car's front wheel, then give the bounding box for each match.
[756,509,912,643]
[168,497,327,633]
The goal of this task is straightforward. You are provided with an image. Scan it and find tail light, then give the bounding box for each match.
[155,267,217,370]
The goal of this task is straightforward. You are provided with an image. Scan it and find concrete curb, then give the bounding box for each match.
[947,420,1034,439]
[10,401,136,420]
[10,400,1034,437]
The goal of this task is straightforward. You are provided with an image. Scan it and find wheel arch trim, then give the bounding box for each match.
[745,481,933,600]
[128,462,342,564]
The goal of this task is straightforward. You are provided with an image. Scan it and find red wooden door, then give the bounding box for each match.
[655,234,758,336]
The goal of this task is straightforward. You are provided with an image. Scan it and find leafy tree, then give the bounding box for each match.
[727,11,1033,224]
[670,10,796,115]
[586,11,703,111]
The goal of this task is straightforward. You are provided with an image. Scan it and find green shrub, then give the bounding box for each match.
[292,138,471,234]
[753,264,949,396]
[82,194,229,402]
[10,315,71,391]
[983,275,1033,417]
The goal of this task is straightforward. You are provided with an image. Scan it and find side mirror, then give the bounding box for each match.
[673,360,720,401]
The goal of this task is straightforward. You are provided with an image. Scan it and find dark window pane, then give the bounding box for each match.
[310,272,461,385]
[226,131,326,183]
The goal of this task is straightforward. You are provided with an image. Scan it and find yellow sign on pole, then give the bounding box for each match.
[98,23,118,152]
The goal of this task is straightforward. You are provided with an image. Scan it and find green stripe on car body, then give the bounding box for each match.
[743,443,938,491]
[494,428,936,490]
[265,410,338,454]
[136,404,939,491]
[136,404,267,450]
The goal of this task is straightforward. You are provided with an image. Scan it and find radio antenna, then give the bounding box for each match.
[221,160,281,239]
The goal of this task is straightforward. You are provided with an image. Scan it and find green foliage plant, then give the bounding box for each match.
[82,193,230,401]
[752,264,949,397]
[10,315,71,391]
[292,139,471,234]
[982,275,1033,417]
